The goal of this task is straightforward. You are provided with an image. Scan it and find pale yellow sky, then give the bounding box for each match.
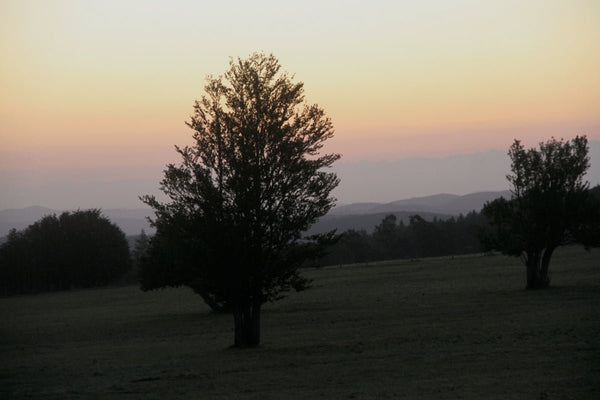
[1,0,599,207]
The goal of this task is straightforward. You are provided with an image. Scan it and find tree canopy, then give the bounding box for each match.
[481,136,599,289]
[140,52,340,346]
[0,210,131,295]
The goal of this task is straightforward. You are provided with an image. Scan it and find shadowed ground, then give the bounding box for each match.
[1,246,599,399]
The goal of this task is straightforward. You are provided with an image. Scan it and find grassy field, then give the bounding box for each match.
[1,247,599,399]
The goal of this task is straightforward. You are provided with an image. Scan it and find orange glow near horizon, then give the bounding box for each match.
[1,0,599,164]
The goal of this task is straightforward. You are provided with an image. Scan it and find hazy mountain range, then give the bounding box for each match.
[2,142,598,212]
[308,190,510,234]
[330,191,511,216]
[0,190,510,238]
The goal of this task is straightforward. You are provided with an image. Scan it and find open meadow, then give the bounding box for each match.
[1,247,599,399]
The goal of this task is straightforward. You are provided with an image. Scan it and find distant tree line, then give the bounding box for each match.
[0,210,131,296]
[315,211,488,266]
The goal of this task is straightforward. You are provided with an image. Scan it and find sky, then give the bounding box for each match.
[1,0,599,209]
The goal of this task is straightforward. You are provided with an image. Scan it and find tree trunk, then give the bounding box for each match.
[525,248,552,289]
[250,300,261,345]
[233,300,261,347]
[538,246,554,288]
[525,251,540,289]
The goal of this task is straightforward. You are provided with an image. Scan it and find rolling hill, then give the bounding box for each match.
[330,190,510,216]
[0,190,510,238]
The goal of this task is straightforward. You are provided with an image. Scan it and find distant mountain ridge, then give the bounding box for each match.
[0,190,510,238]
[309,190,510,234]
[331,190,511,216]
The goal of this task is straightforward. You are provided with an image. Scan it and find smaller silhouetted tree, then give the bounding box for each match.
[481,136,599,289]
[0,210,131,295]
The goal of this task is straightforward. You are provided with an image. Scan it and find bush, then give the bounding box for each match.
[0,210,131,295]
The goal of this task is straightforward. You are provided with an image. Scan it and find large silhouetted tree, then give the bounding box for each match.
[140,53,340,347]
[481,136,599,289]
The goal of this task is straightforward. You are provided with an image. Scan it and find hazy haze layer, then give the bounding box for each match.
[1,143,598,210]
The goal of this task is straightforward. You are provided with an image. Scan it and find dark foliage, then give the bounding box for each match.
[131,230,150,271]
[119,229,151,284]
[481,136,599,289]
[317,211,487,265]
[591,184,600,200]
[140,53,339,346]
[0,210,131,295]
[138,221,232,313]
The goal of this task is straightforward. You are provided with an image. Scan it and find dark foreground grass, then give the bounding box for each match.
[1,247,599,399]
